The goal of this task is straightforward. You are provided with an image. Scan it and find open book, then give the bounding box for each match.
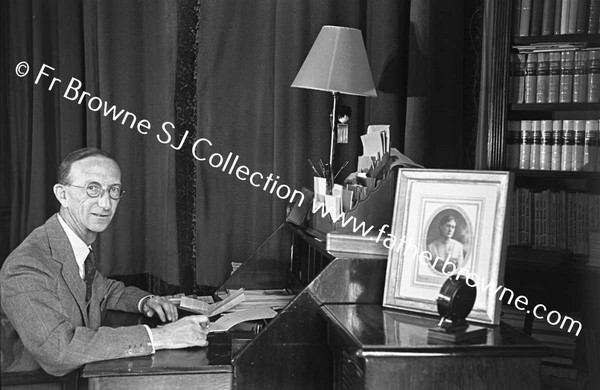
[179,288,245,317]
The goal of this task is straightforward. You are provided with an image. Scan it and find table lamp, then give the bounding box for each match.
[291,25,377,192]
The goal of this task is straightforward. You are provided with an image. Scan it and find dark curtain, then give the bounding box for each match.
[193,0,411,285]
[3,0,87,250]
[1,0,181,286]
[2,0,478,289]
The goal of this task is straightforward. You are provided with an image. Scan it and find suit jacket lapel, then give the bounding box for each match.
[45,214,89,325]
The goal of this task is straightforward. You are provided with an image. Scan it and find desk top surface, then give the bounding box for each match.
[82,311,236,378]
[320,303,551,357]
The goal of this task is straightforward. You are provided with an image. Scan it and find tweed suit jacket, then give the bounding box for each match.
[0,214,153,376]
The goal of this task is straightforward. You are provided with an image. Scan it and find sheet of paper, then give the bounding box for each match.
[314,176,327,195]
[360,132,384,157]
[209,307,277,333]
[388,148,424,168]
[367,124,390,153]
[357,155,374,173]
[324,194,342,221]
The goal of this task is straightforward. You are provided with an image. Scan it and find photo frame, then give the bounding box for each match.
[383,169,513,325]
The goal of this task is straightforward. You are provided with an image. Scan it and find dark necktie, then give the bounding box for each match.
[84,249,96,303]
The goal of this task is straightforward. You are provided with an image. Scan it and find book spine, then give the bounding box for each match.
[513,0,523,36]
[531,0,545,35]
[531,120,542,169]
[576,0,590,33]
[555,0,564,34]
[567,193,574,250]
[559,50,575,103]
[540,120,553,170]
[572,50,589,103]
[548,51,562,103]
[520,120,533,169]
[573,120,586,171]
[560,191,567,248]
[549,191,557,247]
[551,120,564,170]
[588,50,600,103]
[525,53,539,103]
[511,54,527,103]
[597,121,600,171]
[542,0,557,35]
[560,0,570,33]
[588,0,600,33]
[521,0,534,36]
[534,191,541,246]
[536,52,550,103]
[526,189,532,244]
[568,0,580,34]
[561,120,575,171]
[543,190,550,247]
[507,120,522,169]
[584,119,599,171]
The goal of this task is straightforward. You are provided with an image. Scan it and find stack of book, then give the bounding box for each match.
[505,119,600,171]
[508,188,600,256]
[509,49,600,105]
[512,0,600,37]
[589,230,600,267]
[215,288,294,312]
[531,314,580,366]
[540,362,578,389]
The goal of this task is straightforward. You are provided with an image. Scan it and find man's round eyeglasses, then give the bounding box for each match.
[66,182,125,200]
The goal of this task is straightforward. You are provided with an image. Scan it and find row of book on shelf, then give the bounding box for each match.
[509,49,600,104]
[508,188,600,258]
[512,0,600,37]
[506,119,600,171]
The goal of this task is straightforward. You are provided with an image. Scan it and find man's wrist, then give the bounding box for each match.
[138,294,155,312]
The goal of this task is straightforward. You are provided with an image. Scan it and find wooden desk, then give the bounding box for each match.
[320,304,552,390]
[82,311,234,390]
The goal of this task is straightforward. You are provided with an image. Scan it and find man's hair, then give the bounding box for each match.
[57,147,117,184]
[439,215,456,226]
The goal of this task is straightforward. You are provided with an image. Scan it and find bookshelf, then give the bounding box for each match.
[479,0,600,388]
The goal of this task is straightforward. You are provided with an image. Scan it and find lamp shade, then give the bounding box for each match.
[291,26,377,97]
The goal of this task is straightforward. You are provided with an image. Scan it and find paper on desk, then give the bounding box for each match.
[360,132,384,157]
[367,125,390,153]
[388,148,423,168]
[209,307,277,333]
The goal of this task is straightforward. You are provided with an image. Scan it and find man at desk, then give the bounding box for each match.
[0,147,209,377]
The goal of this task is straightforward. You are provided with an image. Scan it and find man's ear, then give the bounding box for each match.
[53,183,69,207]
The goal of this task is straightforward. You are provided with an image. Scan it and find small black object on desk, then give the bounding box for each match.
[427,274,487,343]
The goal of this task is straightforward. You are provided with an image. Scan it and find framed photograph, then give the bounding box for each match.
[383,169,512,325]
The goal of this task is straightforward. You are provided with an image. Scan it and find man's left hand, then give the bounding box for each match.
[141,296,178,322]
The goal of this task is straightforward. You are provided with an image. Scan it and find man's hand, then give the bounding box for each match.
[141,296,178,322]
[150,315,210,350]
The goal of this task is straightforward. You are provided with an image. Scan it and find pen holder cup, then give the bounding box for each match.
[309,170,397,235]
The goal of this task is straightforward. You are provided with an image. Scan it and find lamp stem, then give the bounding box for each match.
[329,92,338,189]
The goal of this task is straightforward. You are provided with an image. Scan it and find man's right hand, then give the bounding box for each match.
[150,315,210,350]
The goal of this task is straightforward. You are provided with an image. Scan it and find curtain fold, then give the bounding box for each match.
[3,0,180,286]
[193,0,410,285]
[3,0,477,289]
[4,0,87,249]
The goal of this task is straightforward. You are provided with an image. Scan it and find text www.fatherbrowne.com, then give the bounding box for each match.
[18,61,582,337]
[312,201,583,337]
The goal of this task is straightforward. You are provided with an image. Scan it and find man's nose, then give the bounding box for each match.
[97,190,112,209]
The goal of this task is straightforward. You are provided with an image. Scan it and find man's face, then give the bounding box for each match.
[440,220,456,239]
[61,156,121,239]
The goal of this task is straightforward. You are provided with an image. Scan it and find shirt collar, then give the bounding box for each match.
[57,213,90,279]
